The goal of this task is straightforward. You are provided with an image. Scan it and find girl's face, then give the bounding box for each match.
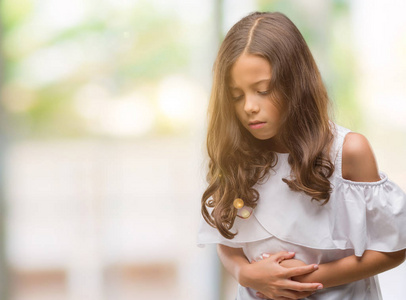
[230,53,282,142]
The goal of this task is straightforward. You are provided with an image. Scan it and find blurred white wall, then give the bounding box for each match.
[350,2,406,297]
[5,136,218,300]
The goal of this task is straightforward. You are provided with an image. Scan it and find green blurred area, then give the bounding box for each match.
[0,0,362,139]
[1,0,189,138]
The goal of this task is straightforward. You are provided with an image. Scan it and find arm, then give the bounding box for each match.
[295,133,406,287]
[217,244,322,299]
[293,249,406,288]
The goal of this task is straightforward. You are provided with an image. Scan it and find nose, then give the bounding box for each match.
[244,95,260,114]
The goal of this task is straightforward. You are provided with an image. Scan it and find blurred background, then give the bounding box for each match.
[0,0,405,299]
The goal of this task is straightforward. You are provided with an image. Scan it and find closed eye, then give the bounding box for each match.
[258,90,271,96]
[232,94,244,101]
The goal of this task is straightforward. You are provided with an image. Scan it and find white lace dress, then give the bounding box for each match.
[197,123,406,299]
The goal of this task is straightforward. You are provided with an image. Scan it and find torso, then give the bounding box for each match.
[236,125,383,300]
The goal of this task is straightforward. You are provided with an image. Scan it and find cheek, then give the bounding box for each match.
[234,103,244,120]
[268,103,281,119]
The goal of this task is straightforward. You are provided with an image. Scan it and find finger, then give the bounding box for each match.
[255,287,316,300]
[285,264,320,278]
[277,289,315,299]
[266,251,295,262]
[260,288,315,300]
[284,290,314,299]
[282,279,323,292]
[255,292,269,299]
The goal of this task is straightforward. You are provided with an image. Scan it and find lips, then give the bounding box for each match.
[248,121,266,129]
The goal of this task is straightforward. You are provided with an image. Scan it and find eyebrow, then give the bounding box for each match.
[229,78,271,89]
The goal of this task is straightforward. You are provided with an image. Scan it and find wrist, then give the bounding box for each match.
[237,263,253,287]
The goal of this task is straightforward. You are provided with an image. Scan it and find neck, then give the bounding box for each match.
[265,136,289,153]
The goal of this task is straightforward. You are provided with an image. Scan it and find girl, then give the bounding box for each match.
[197,11,406,300]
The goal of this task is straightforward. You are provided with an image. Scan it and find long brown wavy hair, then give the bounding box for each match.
[201,12,335,239]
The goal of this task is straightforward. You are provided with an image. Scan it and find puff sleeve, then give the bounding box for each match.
[330,172,406,256]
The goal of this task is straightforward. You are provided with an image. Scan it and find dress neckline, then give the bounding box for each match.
[274,152,289,157]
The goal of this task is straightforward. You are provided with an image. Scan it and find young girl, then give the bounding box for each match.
[197,11,406,300]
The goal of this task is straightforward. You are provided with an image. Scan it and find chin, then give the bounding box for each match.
[252,134,274,140]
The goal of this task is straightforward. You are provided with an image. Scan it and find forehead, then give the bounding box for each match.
[229,53,272,88]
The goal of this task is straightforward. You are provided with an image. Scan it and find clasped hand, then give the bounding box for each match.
[239,251,322,300]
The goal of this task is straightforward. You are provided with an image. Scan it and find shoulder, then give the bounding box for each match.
[341,132,381,182]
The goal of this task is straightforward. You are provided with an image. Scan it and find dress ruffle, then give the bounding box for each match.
[197,123,406,257]
[197,206,271,248]
[197,170,406,256]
